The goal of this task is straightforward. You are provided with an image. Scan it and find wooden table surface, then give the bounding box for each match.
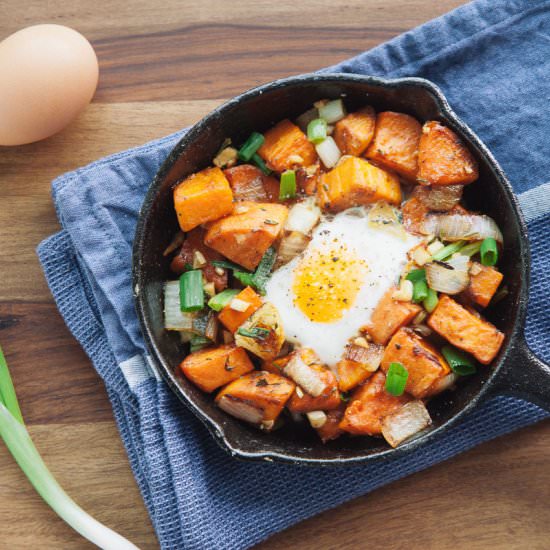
[1,2,549,548]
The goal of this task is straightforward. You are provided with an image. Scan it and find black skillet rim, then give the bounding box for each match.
[132,73,530,466]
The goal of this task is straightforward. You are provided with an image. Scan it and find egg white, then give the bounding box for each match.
[265,208,421,366]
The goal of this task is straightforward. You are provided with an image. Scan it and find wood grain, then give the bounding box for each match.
[1,1,549,549]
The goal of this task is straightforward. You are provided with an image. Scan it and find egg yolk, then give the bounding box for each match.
[292,243,368,323]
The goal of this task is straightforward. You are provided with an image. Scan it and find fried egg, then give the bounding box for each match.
[265,208,420,366]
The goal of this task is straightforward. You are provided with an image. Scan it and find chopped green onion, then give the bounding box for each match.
[0,346,23,424]
[238,132,265,161]
[233,270,256,288]
[423,287,439,313]
[213,248,276,295]
[252,153,271,175]
[412,279,429,303]
[237,327,270,340]
[307,118,328,144]
[251,247,277,294]
[208,289,240,312]
[0,346,139,549]
[179,270,204,312]
[190,335,211,352]
[459,241,482,257]
[431,240,467,261]
[441,346,476,375]
[279,170,297,200]
[385,362,409,396]
[480,237,498,266]
[211,259,250,272]
[406,268,426,283]
[318,99,346,123]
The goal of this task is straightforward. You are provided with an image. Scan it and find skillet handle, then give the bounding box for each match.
[488,334,550,411]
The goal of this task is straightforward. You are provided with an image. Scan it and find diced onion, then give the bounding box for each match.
[368,202,406,239]
[381,400,432,447]
[427,239,444,255]
[229,298,250,312]
[425,254,470,294]
[306,410,327,429]
[285,198,321,234]
[217,396,264,425]
[315,136,341,168]
[284,354,326,397]
[164,281,196,330]
[392,279,413,302]
[421,214,503,244]
[410,245,432,266]
[413,184,463,211]
[318,99,346,123]
[276,231,310,268]
[344,342,384,372]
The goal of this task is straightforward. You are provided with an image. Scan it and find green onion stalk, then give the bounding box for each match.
[0,346,139,549]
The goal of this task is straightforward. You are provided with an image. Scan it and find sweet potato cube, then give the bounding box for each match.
[218,286,263,333]
[365,111,422,181]
[224,164,280,202]
[365,288,422,345]
[283,349,340,412]
[261,355,291,375]
[287,366,340,413]
[339,371,410,436]
[333,106,376,156]
[257,119,317,172]
[337,359,373,393]
[179,345,254,393]
[337,342,384,392]
[418,121,479,186]
[428,295,504,364]
[173,167,233,232]
[381,328,451,398]
[316,405,346,443]
[204,201,288,270]
[318,156,402,212]
[463,263,503,308]
[215,371,295,429]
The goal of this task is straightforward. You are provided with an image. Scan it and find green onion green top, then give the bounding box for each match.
[238,132,265,162]
[207,289,240,312]
[237,327,270,340]
[179,270,204,312]
[190,335,211,353]
[423,287,439,313]
[279,169,297,200]
[459,241,482,257]
[412,279,429,303]
[431,240,466,261]
[406,268,426,283]
[385,362,409,396]
[307,118,328,144]
[441,345,476,375]
[480,237,498,266]
[251,153,271,175]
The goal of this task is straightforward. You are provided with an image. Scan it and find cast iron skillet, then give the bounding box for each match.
[133,73,550,465]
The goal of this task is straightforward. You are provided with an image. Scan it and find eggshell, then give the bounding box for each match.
[0,25,99,146]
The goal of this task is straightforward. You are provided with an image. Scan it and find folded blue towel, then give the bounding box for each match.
[38,0,550,548]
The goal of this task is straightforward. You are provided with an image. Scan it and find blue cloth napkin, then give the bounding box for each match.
[38,0,550,548]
